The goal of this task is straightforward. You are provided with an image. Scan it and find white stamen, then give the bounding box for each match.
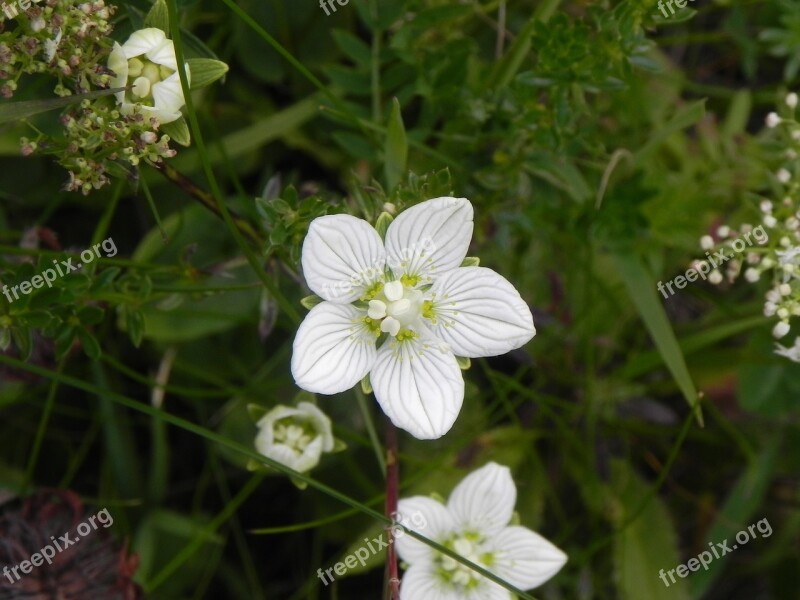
[384,280,404,302]
[368,299,387,319]
[131,76,151,98]
[387,298,410,317]
[381,316,401,337]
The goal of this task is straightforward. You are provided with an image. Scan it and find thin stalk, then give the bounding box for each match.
[383,421,400,600]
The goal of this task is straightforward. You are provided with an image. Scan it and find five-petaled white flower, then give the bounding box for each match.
[291,197,536,439]
[254,401,334,473]
[395,462,567,599]
[108,28,188,124]
[775,336,800,362]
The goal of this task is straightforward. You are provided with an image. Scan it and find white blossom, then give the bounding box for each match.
[254,402,334,473]
[108,28,189,124]
[395,462,567,599]
[291,197,536,439]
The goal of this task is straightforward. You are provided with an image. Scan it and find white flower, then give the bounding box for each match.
[254,401,334,473]
[395,462,566,599]
[766,112,781,128]
[787,93,799,109]
[107,28,189,124]
[773,321,791,339]
[291,197,536,440]
[775,338,800,361]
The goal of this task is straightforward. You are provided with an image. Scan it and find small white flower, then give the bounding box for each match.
[395,462,567,599]
[773,321,791,339]
[716,225,730,238]
[766,112,781,128]
[764,301,777,316]
[744,267,760,282]
[764,215,777,228]
[107,28,189,124]
[777,168,792,183]
[291,197,536,440]
[700,235,714,250]
[775,336,800,362]
[254,401,334,473]
[709,270,723,285]
[787,93,799,109]
[760,200,773,214]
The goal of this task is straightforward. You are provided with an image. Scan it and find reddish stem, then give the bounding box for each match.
[384,420,400,600]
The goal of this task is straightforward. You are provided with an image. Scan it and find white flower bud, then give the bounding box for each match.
[760,200,773,214]
[709,270,723,285]
[780,283,793,296]
[773,321,791,339]
[787,92,799,109]
[700,235,714,250]
[778,169,792,183]
[744,268,760,282]
[764,302,777,316]
[767,112,782,128]
[716,225,730,238]
[764,215,777,228]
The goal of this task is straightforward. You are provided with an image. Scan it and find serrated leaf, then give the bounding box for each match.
[384,98,408,191]
[186,58,230,89]
[161,117,191,147]
[144,0,169,32]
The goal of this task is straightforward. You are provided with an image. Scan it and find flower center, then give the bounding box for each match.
[273,419,314,454]
[125,57,173,104]
[364,280,423,338]
[435,533,494,590]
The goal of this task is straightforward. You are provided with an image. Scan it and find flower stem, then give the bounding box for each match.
[152,161,263,247]
[384,420,400,600]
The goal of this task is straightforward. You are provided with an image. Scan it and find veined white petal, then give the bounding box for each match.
[371,334,463,439]
[291,302,377,395]
[488,526,567,589]
[296,401,335,452]
[255,442,304,472]
[151,72,186,123]
[427,267,535,358]
[399,565,462,600]
[137,104,181,124]
[146,38,179,70]
[385,197,473,282]
[293,436,324,472]
[471,582,513,600]
[108,43,128,104]
[301,214,386,303]
[395,497,455,565]
[120,27,167,58]
[447,462,515,536]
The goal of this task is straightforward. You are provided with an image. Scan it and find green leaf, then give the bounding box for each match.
[688,437,781,597]
[77,329,102,360]
[611,460,690,600]
[0,87,127,125]
[144,0,169,32]
[611,251,702,424]
[633,100,706,165]
[186,58,230,89]
[384,98,408,191]
[161,117,191,147]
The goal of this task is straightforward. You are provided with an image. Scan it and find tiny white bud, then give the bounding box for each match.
[760,200,773,214]
[716,225,730,238]
[767,112,782,128]
[700,235,714,250]
[778,168,792,183]
[780,283,792,296]
[744,268,760,282]
[763,258,775,269]
[787,92,799,109]
[140,131,158,144]
[764,215,778,228]
[793,129,800,141]
[709,270,723,285]
[773,321,791,339]
[778,307,790,320]
[781,236,792,247]
[764,301,777,316]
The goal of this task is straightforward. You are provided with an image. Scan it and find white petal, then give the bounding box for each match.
[151,72,186,123]
[296,401,334,452]
[447,463,515,536]
[145,38,179,70]
[108,43,128,104]
[385,197,473,282]
[488,526,567,589]
[395,497,455,565]
[472,582,513,600]
[399,565,461,600]
[291,302,377,395]
[295,436,324,472]
[256,443,303,472]
[137,104,181,124]
[371,335,463,439]
[120,27,166,58]
[427,267,535,358]
[301,214,386,303]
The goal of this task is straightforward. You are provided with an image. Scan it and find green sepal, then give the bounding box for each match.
[361,373,373,394]
[509,510,521,526]
[186,58,230,89]
[455,356,471,370]
[429,491,446,504]
[247,403,269,422]
[144,0,169,32]
[290,476,309,490]
[375,211,394,239]
[461,256,480,267]
[331,438,348,453]
[246,458,263,471]
[300,294,323,310]
[161,116,190,147]
[292,390,317,405]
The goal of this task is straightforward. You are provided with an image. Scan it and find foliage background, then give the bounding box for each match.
[1,0,799,598]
